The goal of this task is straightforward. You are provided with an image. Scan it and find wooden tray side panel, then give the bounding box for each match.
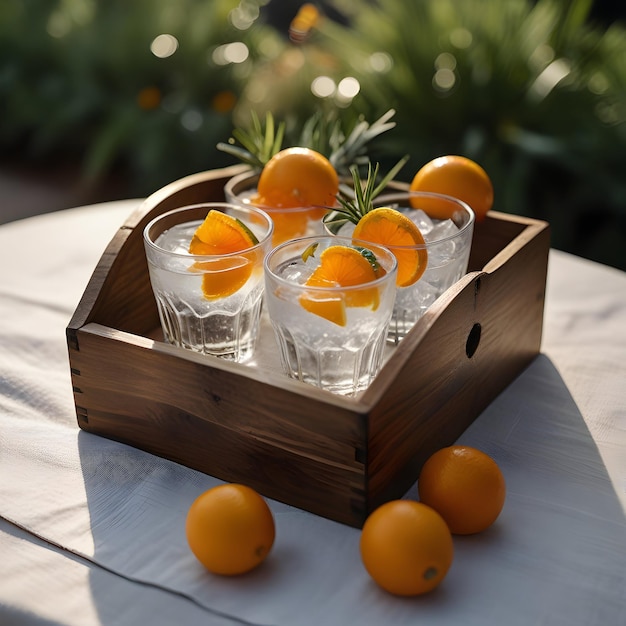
[69,326,369,526]
[68,166,246,339]
[66,165,551,527]
[364,219,551,512]
[468,211,529,271]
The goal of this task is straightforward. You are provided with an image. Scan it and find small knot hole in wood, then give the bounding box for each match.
[474,276,482,295]
[466,323,481,358]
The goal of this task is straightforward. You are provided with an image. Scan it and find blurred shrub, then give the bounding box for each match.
[1,0,624,269]
[0,0,284,193]
[236,0,626,269]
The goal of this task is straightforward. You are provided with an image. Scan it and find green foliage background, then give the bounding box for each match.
[1,0,624,270]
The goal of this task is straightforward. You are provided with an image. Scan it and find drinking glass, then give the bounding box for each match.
[225,170,328,245]
[143,203,273,362]
[264,235,398,396]
[326,191,475,344]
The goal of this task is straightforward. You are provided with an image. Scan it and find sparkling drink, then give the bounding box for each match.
[224,171,329,245]
[330,191,475,343]
[143,203,273,362]
[264,236,397,396]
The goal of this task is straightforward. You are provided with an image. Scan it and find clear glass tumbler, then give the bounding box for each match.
[143,203,273,362]
[224,170,328,246]
[326,191,475,344]
[264,235,398,396]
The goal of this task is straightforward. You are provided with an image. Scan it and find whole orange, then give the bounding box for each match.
[254,146,339,209]
[418,445,506,535]
[359,500,454,596]
[185,483,275,575]
[410,155,494,221]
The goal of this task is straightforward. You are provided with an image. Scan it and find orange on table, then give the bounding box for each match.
[409,155,493,221]
[185,483,275,576]
[352,207,428,287]
[418,445,506,535]
[300,244,382,326]
[360,500,454,596]
[253,146,339,209]
[188,209,259,300]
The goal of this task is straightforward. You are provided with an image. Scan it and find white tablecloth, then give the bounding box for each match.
[1,200,625,626]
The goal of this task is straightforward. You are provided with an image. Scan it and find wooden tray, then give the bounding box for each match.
[67,165,550,528]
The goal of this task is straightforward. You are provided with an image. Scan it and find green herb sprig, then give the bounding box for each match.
[323,155,409,231]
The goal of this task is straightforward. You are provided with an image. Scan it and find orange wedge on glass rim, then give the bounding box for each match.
[188,209,259,300]
[299,245,383,326]
[352,207,428,287]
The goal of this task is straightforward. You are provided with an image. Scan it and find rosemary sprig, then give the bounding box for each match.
[328,109,397,173]
[216,109,398,175]
[217,111,285,169]
[324,155,410,229]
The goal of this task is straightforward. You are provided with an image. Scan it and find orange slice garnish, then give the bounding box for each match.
[352,207,428,287]
[191,256,253,301]
[189,209,258,255]
[300,245,382,326]
[188,210,259,300]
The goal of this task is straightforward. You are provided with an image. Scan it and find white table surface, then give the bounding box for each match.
[1,200,624,626]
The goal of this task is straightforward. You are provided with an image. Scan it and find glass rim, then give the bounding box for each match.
[225,170,340,213]
[143,202,274,259]
[323,191,475,249]
[227,173,475,245]
[264,234,398,292]
[374,190,475,236]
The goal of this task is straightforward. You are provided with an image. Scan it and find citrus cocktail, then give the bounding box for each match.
[327,188,475,344]
[143,203,273,362]
[264,235,397,396]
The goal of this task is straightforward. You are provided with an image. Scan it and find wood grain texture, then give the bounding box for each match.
[71,326,367,525]
[67,165,247,339]
[364,212,550,509]
[67,167,550,527]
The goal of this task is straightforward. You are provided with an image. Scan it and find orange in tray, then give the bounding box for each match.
[252,147,338,244]
[254,147,339,209]
[300,244,383,326]
[188,210,259,300]
[353,207,428,287]
[410,155,493,221]
[360,500,454,596]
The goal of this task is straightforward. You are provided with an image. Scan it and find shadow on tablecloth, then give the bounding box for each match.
[70,354,626,626]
